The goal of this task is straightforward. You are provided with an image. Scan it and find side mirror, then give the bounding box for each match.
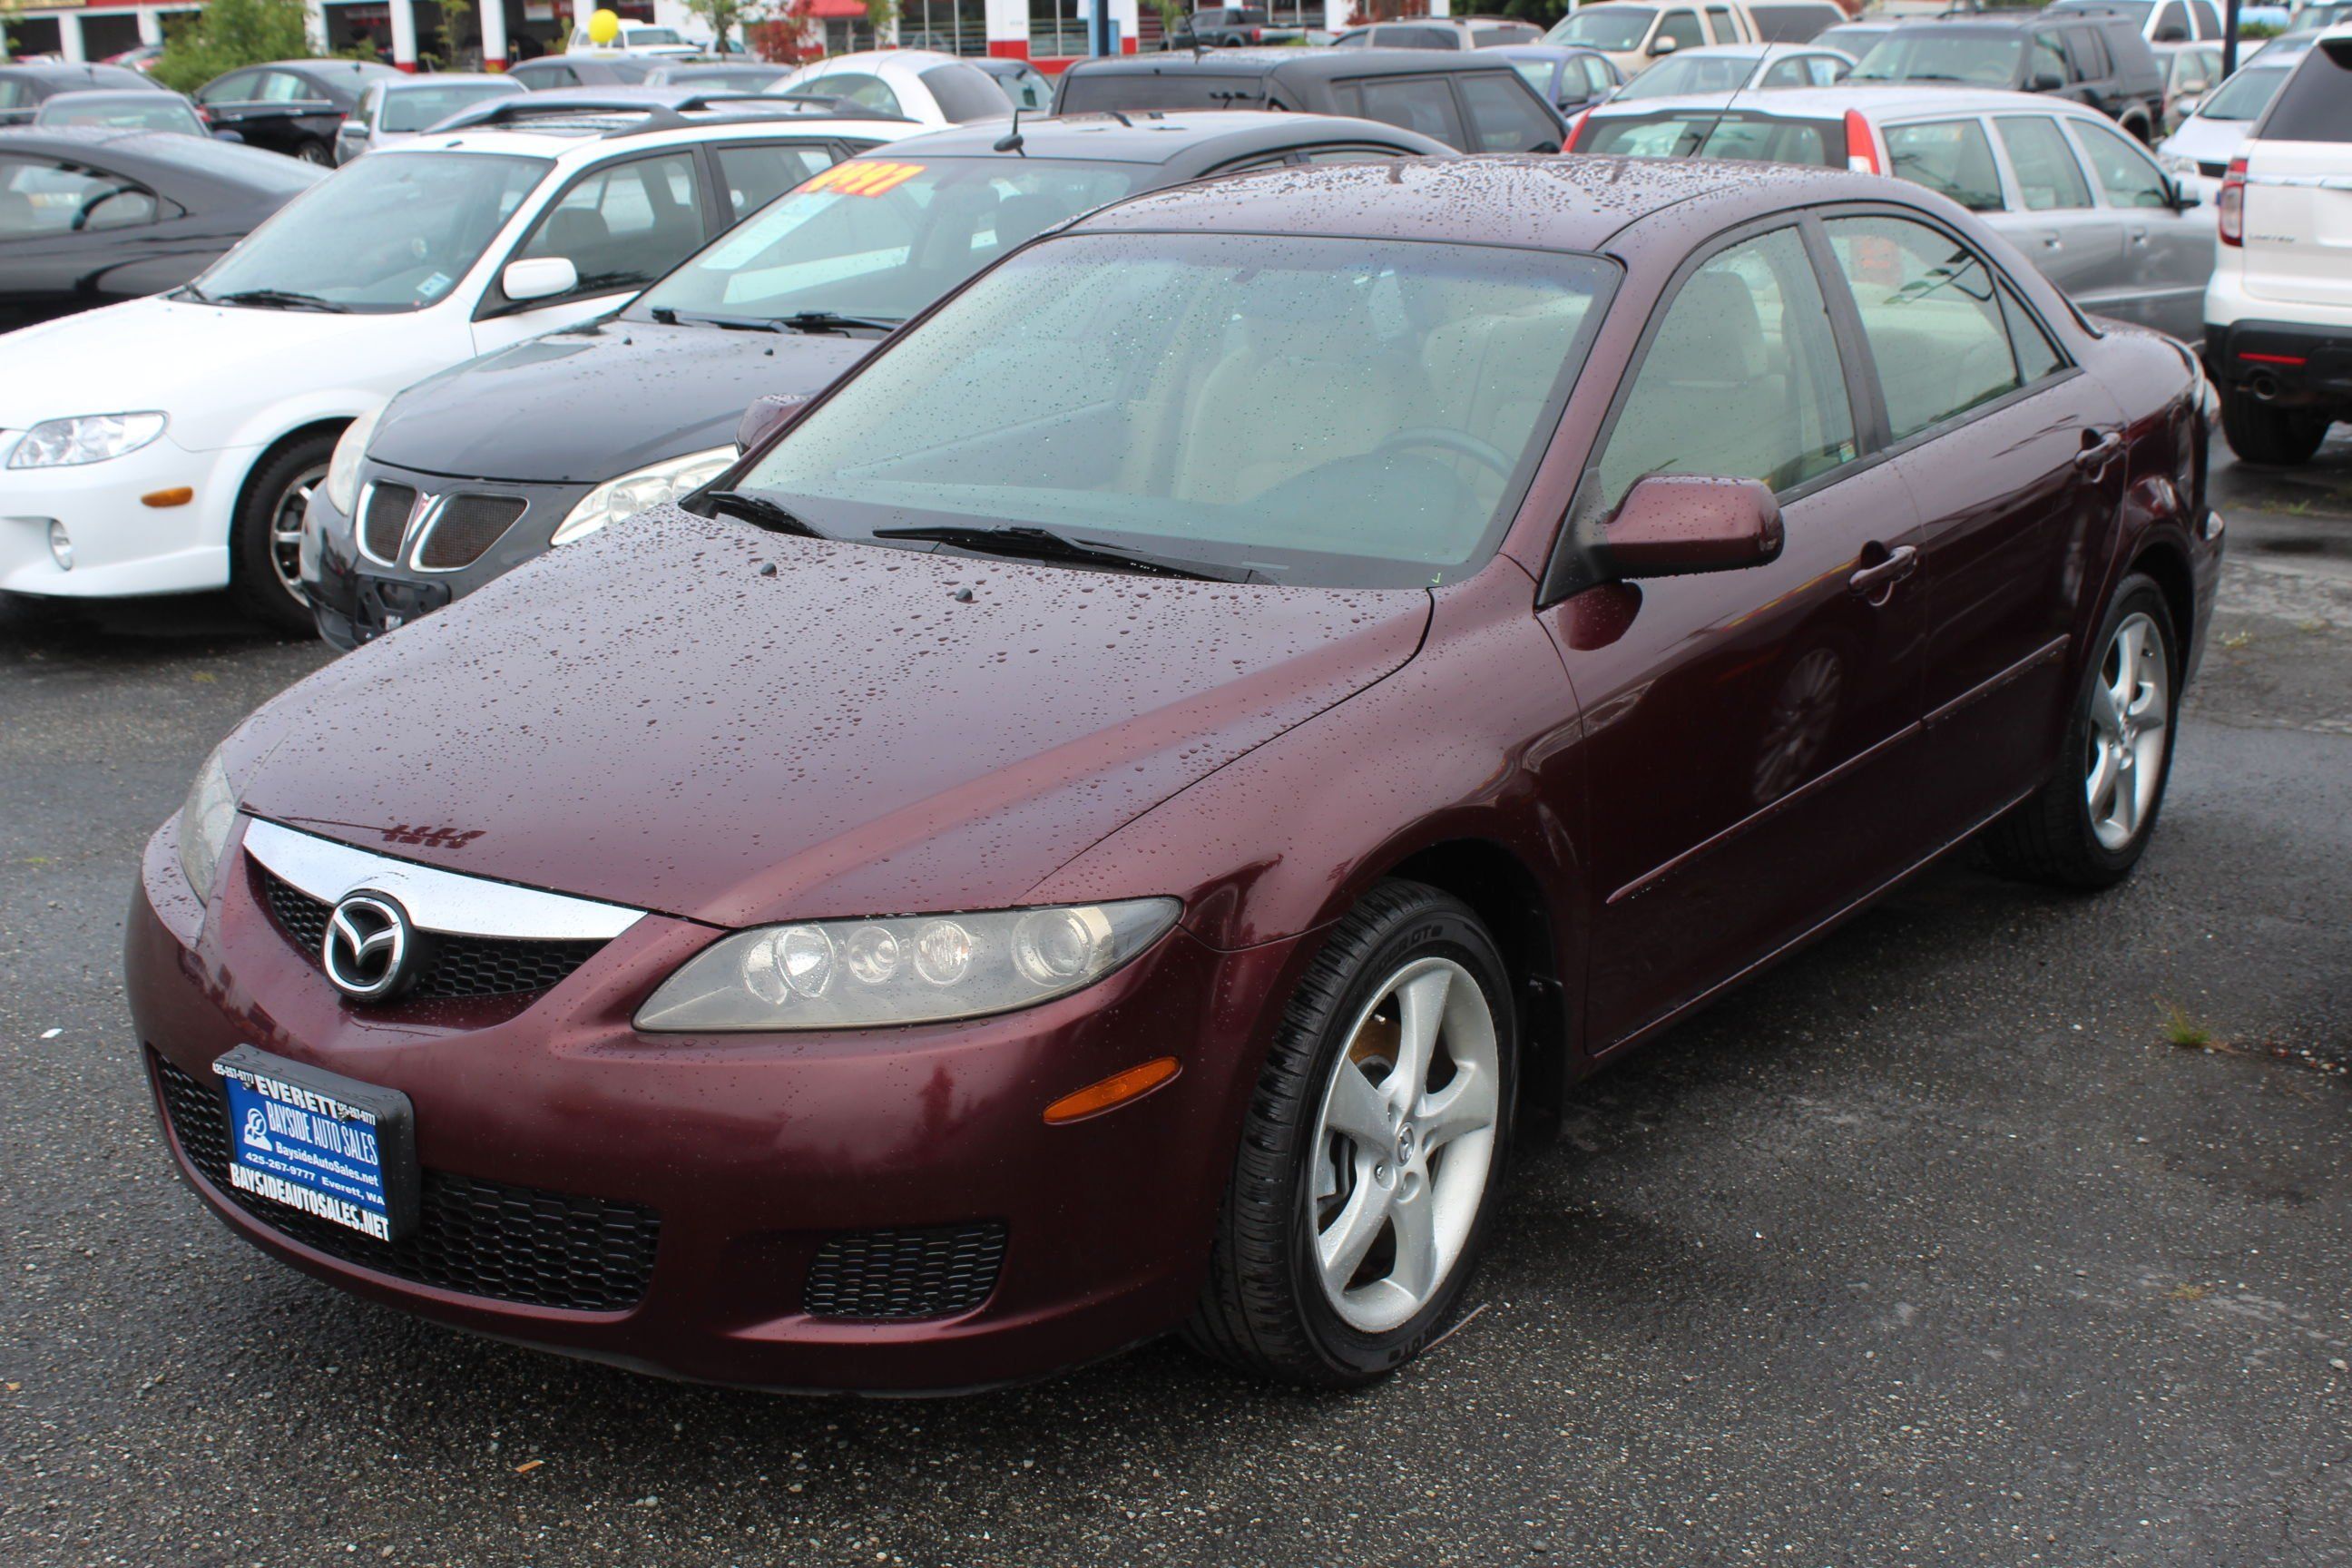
[1598,475,1783,580]
[2030,68,2066,91]
[501,256,578,303]
[1649,34,1680,54]
[735,391,813,454]
[211,128,245,143]
[2171,175,2202,210]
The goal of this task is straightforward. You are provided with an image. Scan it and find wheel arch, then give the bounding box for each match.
[230,417,348,527]
[2126,534,2197,666]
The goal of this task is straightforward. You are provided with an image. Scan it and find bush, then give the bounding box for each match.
[149,0,314,93]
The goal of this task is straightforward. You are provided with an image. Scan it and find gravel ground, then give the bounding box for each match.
[2,447,2347,1568]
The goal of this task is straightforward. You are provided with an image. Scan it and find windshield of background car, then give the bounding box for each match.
[1853,32,2025,85]
[379,81,521,132]
[631,156,1142,326]
[2196,63,2287,119]
[194,151,546,311]
[734,230,1617,588]
[1547,6,1655,48]
[37,94,203,133]
[1583,109,1841,164]
[1614,54,1759,97]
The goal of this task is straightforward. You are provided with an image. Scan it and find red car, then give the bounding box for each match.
[130,156,2221,1392]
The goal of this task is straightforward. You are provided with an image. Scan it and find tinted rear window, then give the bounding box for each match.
[920,63,1017,122]
[1748,3,1841,42]
[2259,39,2352,142]
[1057,71,1266,112]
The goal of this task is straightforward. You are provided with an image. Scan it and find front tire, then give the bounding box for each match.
[1981,574,2179,889]
[294,139,333,166]
[2219,385,2330,466]
[1185,881,1516,1387]
[228,434,332,633]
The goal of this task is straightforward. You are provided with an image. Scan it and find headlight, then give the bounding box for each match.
[6,411,167,469]
[552,446,735,546]
[177,744,238,905]
[324,403,385,516]
[635,899,1181,1032]
[2158,150,2198,176]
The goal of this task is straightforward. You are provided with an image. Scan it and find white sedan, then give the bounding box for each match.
[0,101,916,627]
[769,50,1020,128]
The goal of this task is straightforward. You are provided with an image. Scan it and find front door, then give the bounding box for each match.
[1543,221,1928,1049]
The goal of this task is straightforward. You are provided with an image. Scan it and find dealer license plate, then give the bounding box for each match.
[211,1044,418,1242]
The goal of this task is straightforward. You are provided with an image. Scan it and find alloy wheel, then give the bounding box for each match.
[1308,956,1501,1335]
[2084,610,2169,852]
[270,462,325,609]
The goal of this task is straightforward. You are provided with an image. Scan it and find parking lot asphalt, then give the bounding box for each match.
[3,446,2348,1568]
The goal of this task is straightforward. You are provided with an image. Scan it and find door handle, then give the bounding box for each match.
[2041,233,2063,250]
[2074,430,2124,472]
[1848,544,1918,600]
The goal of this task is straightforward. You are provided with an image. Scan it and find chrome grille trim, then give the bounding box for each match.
[241,818,644,941]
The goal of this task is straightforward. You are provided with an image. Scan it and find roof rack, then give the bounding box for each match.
[429,89,912,137]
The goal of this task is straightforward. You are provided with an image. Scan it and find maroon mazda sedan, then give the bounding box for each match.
[129,157,2223,1392]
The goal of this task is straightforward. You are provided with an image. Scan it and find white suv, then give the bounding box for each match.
[2204,30,2352,464]
[0,93,917,626]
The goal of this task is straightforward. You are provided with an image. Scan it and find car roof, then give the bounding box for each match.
[1588,83,2117,119]
[377,73,516,90]
[1065,46,1535,83]
[418,85,919,143]
[33,88,182,106]
[245,58,402,76]
[871,109,1451,164]
[801,48,965,71]
[0,63,152,84]
[1068,153,1879,254]
[1485,43,1612,60]
[382,108,921,162]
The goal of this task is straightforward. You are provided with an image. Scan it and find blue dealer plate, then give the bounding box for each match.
[212,1045,418,1242]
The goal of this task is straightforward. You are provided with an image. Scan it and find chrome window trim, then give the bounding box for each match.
[241,818,645,940]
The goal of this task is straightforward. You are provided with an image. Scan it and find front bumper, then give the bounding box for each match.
[127,814,1295,1393]
[0,434,246,599]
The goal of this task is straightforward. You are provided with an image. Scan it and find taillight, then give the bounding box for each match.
[1563,109,1593,152]
[2218,156,2245,247]
[1248,25,1261,40]
[1843,108,1877,174]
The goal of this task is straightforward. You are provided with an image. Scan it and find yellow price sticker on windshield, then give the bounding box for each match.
[804,161,926,198]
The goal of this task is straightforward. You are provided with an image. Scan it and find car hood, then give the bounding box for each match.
[0,295,391,444]
[2159,115,2244,163]
[367,318,880,484]
[234,506,1431,927]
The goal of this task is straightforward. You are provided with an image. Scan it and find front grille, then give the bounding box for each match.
[2198,161,2229,180]
[803,1223,1007,1320]
[360,482,415,563]
[259,868,605,1001]
[151,1049,661,1312]
[416,495,526,570]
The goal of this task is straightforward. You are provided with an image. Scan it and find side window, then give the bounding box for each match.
[2061,28,2106,81]
[1761,57,1810,88]
[818,73,903,117]
[1704,5,1737,42]
[515,151,708,297]
[2190,0,2220,36]
[1825,216,2024,441]
[1458,74,1561,152]
[2031,33,2070,86]
[1657,9,1706,50]
[2070,117,2171,207]
[1809,55,1848,86]
[2000,289,2065,383]
[1995,115,2093,210]
[258,72,310,103]
[2151,2,2189,42]
[1583,58,1619,95]
[1592,226,1857,514]
[1884,118,2004,211]
[0,156,158,236]
[1354,76,1467,147]
[1331,28,1371,45]
[200,71,258,104]
[716,142,838,221]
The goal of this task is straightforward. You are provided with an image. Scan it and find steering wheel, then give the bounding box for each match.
[1372,426,1517,480]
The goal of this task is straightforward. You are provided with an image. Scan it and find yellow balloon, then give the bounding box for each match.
[587,8,621,44]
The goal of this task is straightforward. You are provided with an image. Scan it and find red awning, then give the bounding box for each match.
[805,0,867,15]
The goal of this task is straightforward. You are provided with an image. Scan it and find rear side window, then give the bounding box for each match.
[1995,115,2092,210]
[0,156,159,236]
[1458,74,1562,152]
[715,142,838,220]
[2071,118,2171,205]
[1885,119,2004,212]
[1824,216,2026,441]
[2259,42,2352,143]
[1058,71,1264,112]
[1353,76,1468,147]
[920,64,1016,122]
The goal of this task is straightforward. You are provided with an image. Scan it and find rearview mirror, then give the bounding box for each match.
[735,391,813,454]
[1599,475,1782,580]
[501,256,578,304]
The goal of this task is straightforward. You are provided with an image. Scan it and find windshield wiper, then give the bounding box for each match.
[696,489,828,539]
[871,524,1251,583]
[775,309,901,335]
[174,281,213,304]
[648,306,785,332]
[208,288,349,313]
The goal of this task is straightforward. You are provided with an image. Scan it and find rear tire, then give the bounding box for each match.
[294,139,332,166]
[2220,385,2330,466]
[1184,881,1516,1387]
[228,434,333,634]
[1980,574,2178,890]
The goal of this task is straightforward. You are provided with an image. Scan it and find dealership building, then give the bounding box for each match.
[3,0,1386,73]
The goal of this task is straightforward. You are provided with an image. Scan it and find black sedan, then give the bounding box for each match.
[191,59,401,163]
[0,63,165,126]
[300,111,1452,648]
[0,127,325,331]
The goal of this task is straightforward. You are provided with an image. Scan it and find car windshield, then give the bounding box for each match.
[733,230,1616,588]
[629,25,688,44]
[1852,33,2024,85]
[1614,54,1759,97]
[193,150,546,311]
[35,93,203,133]
[2195,64,2288,120]
[1583,108,1839,162]
[632,155,1142,327]
[1547,6,1655,48]
[379,81,520,132]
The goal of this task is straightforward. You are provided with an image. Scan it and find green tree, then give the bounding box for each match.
[862,0,897,46]
[685,0,767,52]
[150,0,315,93]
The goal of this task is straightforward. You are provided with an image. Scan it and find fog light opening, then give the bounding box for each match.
[46,521,72,572]
[1044,1056,1181,1126]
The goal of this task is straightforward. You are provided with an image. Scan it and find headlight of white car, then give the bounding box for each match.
[324,402,386,516]
[552,446,736,546]
[177,743,239,906]
[634,899,1182,1033]
[2157,148,2199,176]
[6,411,167,469]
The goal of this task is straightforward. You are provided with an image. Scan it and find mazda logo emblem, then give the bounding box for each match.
[322,893,413,1002]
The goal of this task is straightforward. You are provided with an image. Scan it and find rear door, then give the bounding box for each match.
[2238,38,2352,311]
[1988,113,2126,306]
